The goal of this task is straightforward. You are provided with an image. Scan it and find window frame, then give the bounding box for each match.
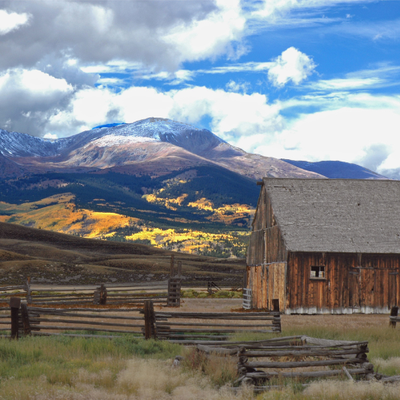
[310,265,326,280]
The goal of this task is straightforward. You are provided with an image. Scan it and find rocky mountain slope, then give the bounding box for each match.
[0,117,322,180]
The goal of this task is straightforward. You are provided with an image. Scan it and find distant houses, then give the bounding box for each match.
[246,178,400,314]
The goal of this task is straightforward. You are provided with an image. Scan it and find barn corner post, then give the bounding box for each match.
[168,256,181,307]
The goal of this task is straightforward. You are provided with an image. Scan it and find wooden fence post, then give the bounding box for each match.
[20,303,31,335]
[100,284,107,305]
[168,278,181,307]
[94,284,107,305]
[390,306,399,328]
[10,297,21,339]
[168,257,181,307]
[144,300,157,339]
[25,277,32,304]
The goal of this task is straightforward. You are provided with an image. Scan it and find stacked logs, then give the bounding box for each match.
[236,336,373,386]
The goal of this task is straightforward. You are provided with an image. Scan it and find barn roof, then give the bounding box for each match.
[262,178,400,254]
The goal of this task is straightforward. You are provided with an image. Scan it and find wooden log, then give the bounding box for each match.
[34,318,144,328]
[0,285,26,290]
[28,312,143,320]
[159,335,230,340]
[27,307,140,312]
[244,357,366,369]
[156,322,275,328]
[30,293,94,298]
[155,314,279,320]
[243,365,373,379]
[301,336,367,347]
[32,332,123,339]
[157,328,277,333]
[243,348,368,358]
[29,325,143,333]
[380,375,400,383]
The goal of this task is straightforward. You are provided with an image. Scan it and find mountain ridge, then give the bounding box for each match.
[0,117,323,180]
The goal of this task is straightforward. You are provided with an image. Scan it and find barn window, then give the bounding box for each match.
[310,266,325,279]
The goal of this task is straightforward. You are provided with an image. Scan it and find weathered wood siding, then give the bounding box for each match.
[247,186,287,266]
[246,263,287,310]
[286,252,400,313]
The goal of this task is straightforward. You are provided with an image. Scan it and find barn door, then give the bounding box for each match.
[348,269,360,308]
[360,269,375,309]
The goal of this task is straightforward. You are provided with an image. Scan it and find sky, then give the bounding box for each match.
[1,0,400,178]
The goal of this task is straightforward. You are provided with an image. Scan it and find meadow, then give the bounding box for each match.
[1,303,400,400]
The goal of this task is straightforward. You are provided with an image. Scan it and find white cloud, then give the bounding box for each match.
[0,9,30,35]
[168,86,283,145]
[310,77,385,91]
[226,80,250,93]
[163,0,247,62]
[252,0,372,21]
[268,47,316,87]
[0,0,243,71]
[43,133,58,140]
[0,68,73,135]
[249,92,400,178]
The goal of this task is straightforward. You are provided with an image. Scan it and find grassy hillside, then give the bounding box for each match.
[0,222,246,284]
[0,167,259,257]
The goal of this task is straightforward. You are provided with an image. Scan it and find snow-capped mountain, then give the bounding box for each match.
[0,117,321,179]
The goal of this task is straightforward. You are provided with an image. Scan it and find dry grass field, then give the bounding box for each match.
[1,298,400,399]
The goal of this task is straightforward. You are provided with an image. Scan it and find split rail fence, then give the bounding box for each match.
[144,309,281,343]
[0,282,174,306]
[1,299,281,341]
[196,336,373,391]
[0,256,182,307]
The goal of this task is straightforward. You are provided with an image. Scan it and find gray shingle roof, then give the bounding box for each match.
[263,178,400,254]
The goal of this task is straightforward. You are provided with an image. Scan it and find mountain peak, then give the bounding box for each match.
[88,117,224,156]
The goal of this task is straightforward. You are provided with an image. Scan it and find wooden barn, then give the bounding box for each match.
[246,178,400,314]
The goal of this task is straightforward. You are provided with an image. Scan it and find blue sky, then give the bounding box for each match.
[1,0,400,177]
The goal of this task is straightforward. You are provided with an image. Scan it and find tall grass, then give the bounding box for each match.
[1,316,400,399]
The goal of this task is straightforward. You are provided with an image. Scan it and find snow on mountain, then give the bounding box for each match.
[0,117,224,159]
[84,135,157,148]
[86,117,224,155]
[0,129,73,157]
